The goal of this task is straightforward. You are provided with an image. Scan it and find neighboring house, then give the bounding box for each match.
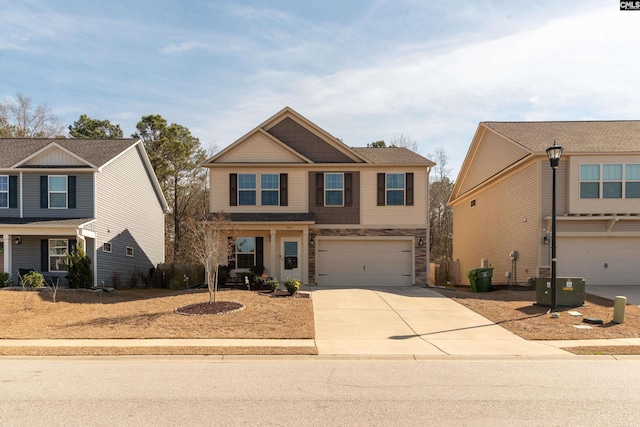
[203,107,434,287]
[449,121,640,287]
[0,138,167,286]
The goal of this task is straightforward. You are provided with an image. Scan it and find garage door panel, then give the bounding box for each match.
[558,237,640,286]
[317,240,413,287]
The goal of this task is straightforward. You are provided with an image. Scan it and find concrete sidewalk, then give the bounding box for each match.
[310,287,570,356]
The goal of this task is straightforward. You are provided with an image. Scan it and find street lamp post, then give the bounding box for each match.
[546,141,564,311]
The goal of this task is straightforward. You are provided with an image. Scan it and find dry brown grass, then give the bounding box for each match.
[434,287,640,355]
[0,288,315,340]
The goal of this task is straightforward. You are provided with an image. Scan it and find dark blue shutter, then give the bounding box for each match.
[41,240,49,272]
[377,173,385,206]
[68,176,76,209]
[406,173,414,206]
[344,173,352,206]
[40,176,48,208]
[229,174,237,206]
[255,237,264,268]
[316,173,324,206]
[9,176,17,208]
[279,174,288,206]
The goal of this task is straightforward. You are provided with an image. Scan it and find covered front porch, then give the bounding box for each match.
[1,218,97,286]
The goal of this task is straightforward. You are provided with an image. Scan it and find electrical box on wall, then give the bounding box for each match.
[509,251,518,261]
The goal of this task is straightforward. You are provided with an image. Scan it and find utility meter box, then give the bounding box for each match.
[535,277,586,307]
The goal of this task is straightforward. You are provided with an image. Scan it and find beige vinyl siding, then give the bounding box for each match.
[209,168,307,212]
[94,144,165,285]
[360,167,428,226]
[568,155,640,214]
[458,128,530,196]
[215,133,306,163]
[24,148,87,167]
[453,163,538,286]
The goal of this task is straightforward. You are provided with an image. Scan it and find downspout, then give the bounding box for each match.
[425,165,432,287]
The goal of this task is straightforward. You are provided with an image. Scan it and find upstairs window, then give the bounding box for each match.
[49,176,68,208]
[580,165,600,199]
[626,164,640,198]
[324,173,344,206]
[0,176,7,208]
[386,173,405,205]
[261,174,279,206]
[238,174,256,205]
[603,164,622,198]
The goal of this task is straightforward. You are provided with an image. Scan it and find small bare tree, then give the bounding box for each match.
[0,92,65,138]
[187,211,235,303]
[390,134,419,152]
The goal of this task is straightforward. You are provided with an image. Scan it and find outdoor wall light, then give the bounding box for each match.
[310,237,315,245]
[14,236,21,245]
[543,235,549,245]
[418,237,424,246]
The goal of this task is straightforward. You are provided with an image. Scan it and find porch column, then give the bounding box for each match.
[3,234,11,275]
[269,229,276,279]
[302,229,308,285]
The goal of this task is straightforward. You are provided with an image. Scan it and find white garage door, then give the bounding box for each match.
[558,237,640,286]
[316,239,413,286]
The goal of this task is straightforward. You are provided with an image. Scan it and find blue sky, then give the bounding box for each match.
[1,0,638,177]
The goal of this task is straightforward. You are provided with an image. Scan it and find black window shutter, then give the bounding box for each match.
[68,239,77,255]
[227,236,236,269]
[279,174,288,206]
[41,240,49,272]
[229,174,237,206]
[40,176,48,208]
[316,173,324,206]
[68,176,76,209]
[9,176,17,208]
[255,237,264,268]
[406,173,414,206]
[377,173,385,206]
[344,173,352,206]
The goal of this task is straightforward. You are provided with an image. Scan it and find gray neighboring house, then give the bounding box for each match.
[0,138,167,286]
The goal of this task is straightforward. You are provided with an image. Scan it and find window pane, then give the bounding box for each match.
[626,182,640,198]
[261,190,278,205]
[325,174,343,189]
[237,254,254,269]
[236,237,255,254]
[626,165,640,180]
[50,193,67,207]
[603,182,622,198]
[386,174,404,189]
[261,174,278,189]
[603,164,622,181]
[49,176,67,191]
[387,190,404,205]
[238,174,256,189]
[580,165,599,180]
[238,190,256,205]
[325,190,343,206]
[50,256,67,272]
[580,182,599,198]
[0,193,7,208]
[0,176,7,191]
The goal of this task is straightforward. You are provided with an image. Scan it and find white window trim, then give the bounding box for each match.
[385,173,406,206]
[103,242,112,253]
[579,163,640,199]
[238,173,257,206]
[324,173,344,207]
[126,246,134,257]
[49,175,68,209]
[0,175,8,209]
[49,238,68,273]
[235,237,256,269]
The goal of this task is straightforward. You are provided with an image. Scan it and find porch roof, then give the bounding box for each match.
[229,213,315,223]
[0,217,95,228]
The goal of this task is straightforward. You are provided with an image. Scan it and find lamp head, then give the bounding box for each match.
[546,140,564,169]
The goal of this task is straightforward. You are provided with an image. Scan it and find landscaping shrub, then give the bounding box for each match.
[0,272,12,287]
[266,278,279,292]
[67,243,93,288]
[22,271,44,288]
[284,277,301,296]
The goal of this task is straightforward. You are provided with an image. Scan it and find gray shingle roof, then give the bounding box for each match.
[352,147,434,165]
[0,217,94,227]
[482,121,640,153]
[0,138,138,168]
[229,213,315,222]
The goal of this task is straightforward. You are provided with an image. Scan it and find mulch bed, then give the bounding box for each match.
[174,301,246,316]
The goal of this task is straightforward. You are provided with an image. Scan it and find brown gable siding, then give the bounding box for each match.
[267,117,355,163]
[309,171,360,224]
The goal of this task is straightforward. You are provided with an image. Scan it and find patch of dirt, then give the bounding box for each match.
[175,301,245,316]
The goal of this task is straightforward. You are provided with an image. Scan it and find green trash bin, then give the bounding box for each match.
[474,268,493,292]
[466,269,478,293]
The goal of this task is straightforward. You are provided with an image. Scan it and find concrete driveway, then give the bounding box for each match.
[586,285,640,305]
[308,286,569,357]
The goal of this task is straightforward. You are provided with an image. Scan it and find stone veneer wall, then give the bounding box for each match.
[308,228,428,286]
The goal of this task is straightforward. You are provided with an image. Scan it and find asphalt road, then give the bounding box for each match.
[2,357,640,426]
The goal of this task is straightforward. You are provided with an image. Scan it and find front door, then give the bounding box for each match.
[281,238,301,282]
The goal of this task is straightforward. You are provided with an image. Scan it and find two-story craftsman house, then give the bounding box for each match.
[0,138,167,286]
[204,107,434,287]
